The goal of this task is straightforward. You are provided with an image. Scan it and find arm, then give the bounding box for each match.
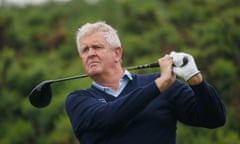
[170,51,226,128]
[65,81,160,133]
[175,79,226,128]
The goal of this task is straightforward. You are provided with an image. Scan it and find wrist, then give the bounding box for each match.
[187,72,202,86]
[155,78,166,92]
[155,76,175,92]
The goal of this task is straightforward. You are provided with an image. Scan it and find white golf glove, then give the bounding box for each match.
[170,51,200,81]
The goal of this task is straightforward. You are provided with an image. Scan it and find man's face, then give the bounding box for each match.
[79,32,122,77]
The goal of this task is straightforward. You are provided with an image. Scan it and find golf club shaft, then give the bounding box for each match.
[46,62,159,84]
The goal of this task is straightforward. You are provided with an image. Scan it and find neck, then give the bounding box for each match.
[91,67,124,91]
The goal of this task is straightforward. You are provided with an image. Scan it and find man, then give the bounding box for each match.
[65,21,226,144]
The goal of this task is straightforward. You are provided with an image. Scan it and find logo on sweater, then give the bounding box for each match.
[98,98,107,103]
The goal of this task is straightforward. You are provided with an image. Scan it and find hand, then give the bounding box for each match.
[155,54,176,92]
[170,51,200,81]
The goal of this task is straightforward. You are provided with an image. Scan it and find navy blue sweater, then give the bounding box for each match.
[65,73,226,144]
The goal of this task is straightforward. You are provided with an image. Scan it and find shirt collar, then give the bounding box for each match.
[92,70,132,91]
[123,69,133,80]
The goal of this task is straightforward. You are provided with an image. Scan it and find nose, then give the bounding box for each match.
[88,47,97,56]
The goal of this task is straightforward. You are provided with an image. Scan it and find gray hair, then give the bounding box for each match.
[76,21,121,54]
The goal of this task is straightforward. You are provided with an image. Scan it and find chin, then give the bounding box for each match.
[87,69,102,77]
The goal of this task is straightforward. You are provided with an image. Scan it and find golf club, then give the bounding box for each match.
[29,56,188,108]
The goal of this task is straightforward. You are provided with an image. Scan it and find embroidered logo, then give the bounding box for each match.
[98,98,107,103]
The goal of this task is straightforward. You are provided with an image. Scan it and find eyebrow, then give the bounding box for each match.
[80,45,87,50]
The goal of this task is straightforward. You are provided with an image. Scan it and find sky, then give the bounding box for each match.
[0,0,71,6]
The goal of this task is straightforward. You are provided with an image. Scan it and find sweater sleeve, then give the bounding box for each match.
[174,80,226,128]
[65,81,160,134]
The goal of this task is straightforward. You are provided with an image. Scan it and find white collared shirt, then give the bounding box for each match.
[92,70,133,97]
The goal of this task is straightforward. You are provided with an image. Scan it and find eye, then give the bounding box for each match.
[92,45,103,49]
[81,46,89,54]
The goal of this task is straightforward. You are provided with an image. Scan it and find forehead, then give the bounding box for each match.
[80,32,106,45]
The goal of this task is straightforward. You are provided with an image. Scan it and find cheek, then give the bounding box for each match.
[80,57,87,67]
[80,56,86,63]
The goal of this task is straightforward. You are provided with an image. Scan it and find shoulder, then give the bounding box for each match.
[67,89,89,97]
[65,87,104,111]
[66,87,99,98]
[65,90,87,104]
[65,88,97,103]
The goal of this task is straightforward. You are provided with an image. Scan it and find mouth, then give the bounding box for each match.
[88,61,100,67]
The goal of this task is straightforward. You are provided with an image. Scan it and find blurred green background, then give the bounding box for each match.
[0,0,240,143]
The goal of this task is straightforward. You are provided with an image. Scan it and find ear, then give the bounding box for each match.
[114,47,122,62]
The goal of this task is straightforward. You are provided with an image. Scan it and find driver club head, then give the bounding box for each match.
[29,81,52,108]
